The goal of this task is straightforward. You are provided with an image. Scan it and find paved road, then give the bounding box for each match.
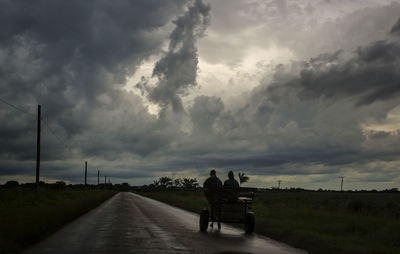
[24,192,307,254]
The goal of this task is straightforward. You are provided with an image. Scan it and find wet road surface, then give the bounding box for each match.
[24,192,307,254]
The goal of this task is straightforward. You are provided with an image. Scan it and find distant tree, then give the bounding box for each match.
[238,172,249,185]
[51,181,66,189]
[174,178,183,187]
[157,176,173,188]
[182,178,199,189]
[55,181,66,186]
[4,180,19,188]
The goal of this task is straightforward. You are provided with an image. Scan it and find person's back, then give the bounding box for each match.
[224,178,239,188]
[223,171,239,202]
[223,171,239,188]
[203,170,222,203]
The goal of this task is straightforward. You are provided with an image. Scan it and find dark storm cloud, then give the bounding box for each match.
[290,39,400,106]
[0,0,185,99]
[225,27,400,168]
[0,0,187,165]
[0,160,36,175]
[137,0,210,114]
[41,163,155,183]
[391,17,400,35]
[166,19,400,176]
[164,133,368,168]
[189,95,224,133]
[0,0,186,99]
[1,0,400,187]
[201,0,400,65]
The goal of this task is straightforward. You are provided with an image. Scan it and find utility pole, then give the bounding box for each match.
[104,176,106,184]
[97,170,100,185]
[84,161,87,186]
[339,176,345,191]
[278,180,282,190]
[35,105,41,187]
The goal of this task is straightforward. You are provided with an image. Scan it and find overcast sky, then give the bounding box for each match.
[1,0,400,190]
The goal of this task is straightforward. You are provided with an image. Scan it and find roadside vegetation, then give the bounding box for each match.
[141,176,200,190]
[0,181,117,253]
[139,188,400,254]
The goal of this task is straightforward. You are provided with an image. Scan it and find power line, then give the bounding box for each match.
[40,107,72,151]
[1,98,82,184]
[0,96,71,150]
[0,96,35,116]
[41,118,71,150]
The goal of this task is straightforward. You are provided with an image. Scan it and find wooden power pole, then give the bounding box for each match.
[35,105,41,187]
[97,170,100,185]
[339,176,345,191]
[85,161,87,186]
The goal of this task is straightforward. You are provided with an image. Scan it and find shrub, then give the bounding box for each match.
[4,181,19,188]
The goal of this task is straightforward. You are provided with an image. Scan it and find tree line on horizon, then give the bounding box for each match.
[141,172,250,191]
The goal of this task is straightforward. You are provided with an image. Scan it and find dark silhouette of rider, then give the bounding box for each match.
[223,170,239,202]
[204,170,222,191]
[203,169,222,203]
[223,171,239,188]
[203,169,223,229]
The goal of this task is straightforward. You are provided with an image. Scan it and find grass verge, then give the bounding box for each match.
[0,187,117,253]
[140,190,400,254]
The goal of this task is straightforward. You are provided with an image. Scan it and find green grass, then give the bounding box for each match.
[0,187,117,253]
[140,190,400,254]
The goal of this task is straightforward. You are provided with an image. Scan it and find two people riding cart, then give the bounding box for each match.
[200,170,255,233]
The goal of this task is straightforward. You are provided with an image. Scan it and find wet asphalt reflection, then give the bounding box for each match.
[24,192,307,254]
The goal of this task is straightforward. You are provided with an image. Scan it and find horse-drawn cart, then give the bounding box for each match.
[199,187,256,233]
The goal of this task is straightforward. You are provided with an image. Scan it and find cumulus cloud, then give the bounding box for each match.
[137,0,210,115]
[1,0,400,189]
[200,0,400,65]
[289,40,400,106]
[0,0,187,173]
[189,95,223,133]
[205,29,400,175]
[161,15,400,183]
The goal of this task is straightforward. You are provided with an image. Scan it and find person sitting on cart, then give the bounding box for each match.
[223,170,240,202]
[224,171,239,188]
[203,169,222,204]
[203,170,223,229]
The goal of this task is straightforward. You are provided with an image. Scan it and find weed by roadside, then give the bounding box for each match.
[0,187,116,253]
[140,190,400,254]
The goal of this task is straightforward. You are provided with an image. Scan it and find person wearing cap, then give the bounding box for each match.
[203,170,222,203]
[203,170,223,229]
[203,170,222,192]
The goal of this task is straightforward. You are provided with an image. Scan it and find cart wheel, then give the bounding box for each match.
[244,212,255,234]
[200,209,209,232]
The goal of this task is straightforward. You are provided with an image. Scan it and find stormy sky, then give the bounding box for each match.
[1,0,400,190]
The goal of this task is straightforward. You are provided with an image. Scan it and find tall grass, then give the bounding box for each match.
[0,188,116,253]
[140,190,400,254]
